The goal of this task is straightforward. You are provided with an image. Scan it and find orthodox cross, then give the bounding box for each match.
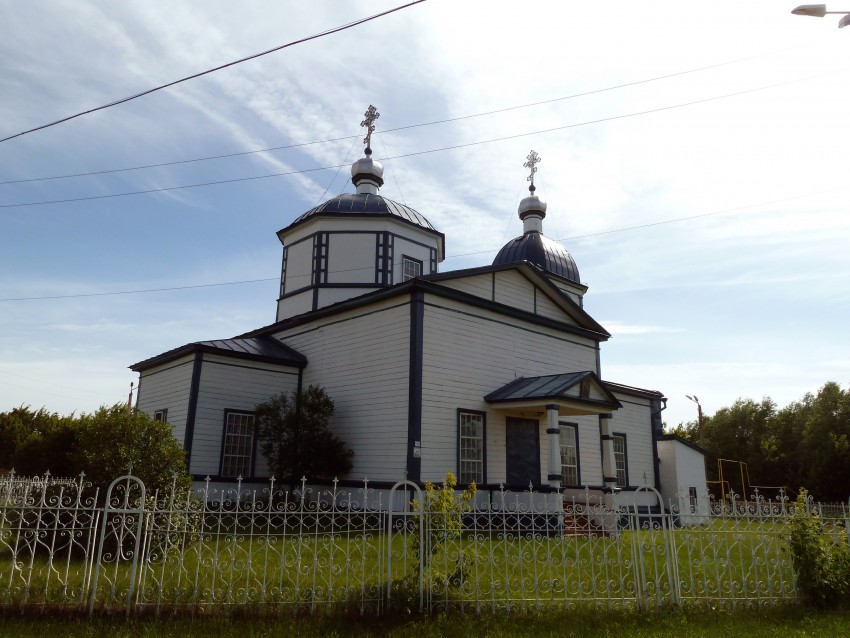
[360,105,380,152]
[523,150,541,190]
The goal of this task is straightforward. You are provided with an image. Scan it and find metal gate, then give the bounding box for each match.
[88,475,146,615]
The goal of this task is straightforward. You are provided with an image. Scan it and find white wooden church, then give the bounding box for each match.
[131,108,706,514]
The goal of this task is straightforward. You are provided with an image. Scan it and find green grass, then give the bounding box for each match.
[2,608,850,638]
[5,515,827,612]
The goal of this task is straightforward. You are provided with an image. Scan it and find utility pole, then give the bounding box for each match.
[686,394,704,449]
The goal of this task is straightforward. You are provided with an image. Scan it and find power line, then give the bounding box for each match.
[0,49,790,186]
[0,0,427,145]
[0,278,277,302]
[2,185,843,303]
[0,73,834,210]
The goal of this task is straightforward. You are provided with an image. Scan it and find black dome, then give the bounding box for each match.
[493,231,580,283]
[286,193,438,232]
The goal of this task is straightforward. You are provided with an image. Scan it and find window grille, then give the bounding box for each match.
[612,434,627,487]
[459,412,484,484]
[559,424,579,485]
[222,412,255,478]
[402,256,422,281]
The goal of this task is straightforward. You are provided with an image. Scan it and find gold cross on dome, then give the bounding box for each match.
[523,150,541,187]
[360,105,380,149]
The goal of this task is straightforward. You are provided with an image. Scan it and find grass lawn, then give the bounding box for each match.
[1,608,850,638]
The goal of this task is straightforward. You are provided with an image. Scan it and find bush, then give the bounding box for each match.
[788,490,850,607]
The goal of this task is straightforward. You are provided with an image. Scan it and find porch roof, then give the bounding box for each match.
[484,371,622,415]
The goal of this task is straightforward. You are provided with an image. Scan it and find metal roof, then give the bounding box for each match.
[283,193,439,233]
[130,336,306,371]
[485,371,621,409]
[492,231,580,283]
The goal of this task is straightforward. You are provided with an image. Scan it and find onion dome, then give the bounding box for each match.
[492,150,581,283]
[280,105,440,236]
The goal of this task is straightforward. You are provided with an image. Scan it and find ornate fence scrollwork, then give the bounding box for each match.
[88,475,145,616]
[1,473,848,615]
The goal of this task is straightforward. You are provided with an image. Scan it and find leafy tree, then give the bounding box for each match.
[0,403,190,500]
[74,404,191,497]
[0,406,79,476]
[798,382,850,501]
[254,385,353,488]
[670,382,850,501]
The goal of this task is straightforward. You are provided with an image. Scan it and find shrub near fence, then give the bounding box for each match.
[1,472,849,616]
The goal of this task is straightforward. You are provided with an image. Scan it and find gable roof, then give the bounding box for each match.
[420,262,608,336]
[241,265,610,343]
[130,336,307,372]
[485,371,622,410]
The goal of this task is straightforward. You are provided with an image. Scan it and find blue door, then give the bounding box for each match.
[505,418,540,487]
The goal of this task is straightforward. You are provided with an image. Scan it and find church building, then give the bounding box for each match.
[131,107,705,512]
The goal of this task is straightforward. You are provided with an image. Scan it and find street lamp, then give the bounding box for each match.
[686,395,704,449]
[791,4,850,27]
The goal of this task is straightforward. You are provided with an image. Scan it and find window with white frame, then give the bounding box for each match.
[402,256,422,281]
[612,434,627,487]
[221,411,255,478]
[458,411,484,484]
[153,409,167,423]
[559,423,579,486]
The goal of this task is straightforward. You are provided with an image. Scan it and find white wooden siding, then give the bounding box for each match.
[436,270,579,327]
[493,270,535,312]
[189,355,300,478]
[277,290,314,321]
[318,287,380,308]
[419,295,599,483]
[272,299,411,481]
[326,233,376,284]
[608,393,656,488]
[282,240,313,292]
[137,354,195,447]
[436,273,494,300]
[533,289,566,322]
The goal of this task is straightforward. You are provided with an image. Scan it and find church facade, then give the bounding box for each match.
[131,110,705,512]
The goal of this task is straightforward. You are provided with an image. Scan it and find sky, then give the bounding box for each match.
[1,0,849,431]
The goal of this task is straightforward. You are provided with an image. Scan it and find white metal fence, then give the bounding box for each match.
[1,471,848,616]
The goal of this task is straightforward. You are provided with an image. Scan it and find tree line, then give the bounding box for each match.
[669,381,850,502]
[0,404,191,497]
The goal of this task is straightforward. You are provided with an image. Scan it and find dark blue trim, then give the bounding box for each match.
[546,427,560,434]
[547,473,561,481]
[183,352,203,468]
[407,290,424,481]
[218,409,258,479]
[491,272,496,301]
[429,247,437,275]
[245,275,608,343]
[279,282,382,301]
[456,408,487,484]
[650,398,664,490]
[545,403,560,411]
[202,359,300,375]
[137,358,193,379]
